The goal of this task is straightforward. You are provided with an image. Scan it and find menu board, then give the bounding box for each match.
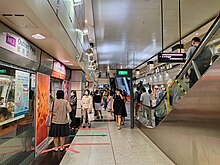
[14,70,30,117]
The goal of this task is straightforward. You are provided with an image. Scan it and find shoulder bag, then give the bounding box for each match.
[46,101,54,127]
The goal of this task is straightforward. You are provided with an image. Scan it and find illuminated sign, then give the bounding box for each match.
[0,32,39,62]
[0,69,7,74]
[116,69,131,77]
[51,61,66,80]
[118,70,128,76]
[158,53,186,63]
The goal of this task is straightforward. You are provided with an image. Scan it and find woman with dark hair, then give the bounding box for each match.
[69,90,77,129]
[49,90,72,151]
[81,89,93,128]
[112,89,127,130]
[93,90,103,119]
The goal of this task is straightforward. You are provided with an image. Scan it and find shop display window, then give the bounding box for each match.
[0,65,35,165]
[0,70,15,122]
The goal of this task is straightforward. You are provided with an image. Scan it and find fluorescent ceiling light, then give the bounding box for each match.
[32,34,45,40]
[66,63,74,66]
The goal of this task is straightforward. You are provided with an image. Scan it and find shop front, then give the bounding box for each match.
[0,22,40,164]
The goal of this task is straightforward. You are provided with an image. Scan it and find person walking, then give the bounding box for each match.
[134,86,141,117]
[49,90,72,151]
[81,89,93,128]
[121,92,127,126]
[107,91,114,115]
[69,90,77,129]
[93,90,103,119]
[112,89,126,130]
[140,87,151,125]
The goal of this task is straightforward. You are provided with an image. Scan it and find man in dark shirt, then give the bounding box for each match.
[134,87,141,117]
[186,37,212,88]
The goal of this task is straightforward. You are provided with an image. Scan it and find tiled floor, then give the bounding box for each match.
[60,111,175,165]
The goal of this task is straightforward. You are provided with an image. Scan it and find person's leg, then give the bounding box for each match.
[116,115,118,125]
[117,115,121,130]
[99,110,103,119]
[60,137,65,150]
[72,107,77,128]
[87,108,91,128]
[54,137,59,151]
[69,110,74,128]
[147,109,152,126]
[82,109,86,127]
[121,116,125,125]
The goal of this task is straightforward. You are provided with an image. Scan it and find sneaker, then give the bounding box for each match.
[97,116,100,120]
[83,125,86,128]
[101,116,103,119]
[88,124,91,128]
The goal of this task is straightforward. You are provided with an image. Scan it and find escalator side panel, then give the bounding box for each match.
[136,57,220,165]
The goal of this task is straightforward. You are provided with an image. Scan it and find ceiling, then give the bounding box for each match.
[0,0,81,70]
[92,0,220,70]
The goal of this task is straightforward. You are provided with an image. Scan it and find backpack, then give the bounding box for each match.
[195,47,212,75]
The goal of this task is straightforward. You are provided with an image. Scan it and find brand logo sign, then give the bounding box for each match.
[0,32,40,62]
[51,61,66,80]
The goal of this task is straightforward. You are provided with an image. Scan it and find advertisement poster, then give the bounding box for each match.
[63,81,69,100]
[14,70,30,117]
[36,73,50,155]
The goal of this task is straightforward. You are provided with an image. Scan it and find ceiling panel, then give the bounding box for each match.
[92,0,220,70]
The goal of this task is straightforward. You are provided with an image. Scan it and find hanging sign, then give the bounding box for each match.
[158,53,186,63]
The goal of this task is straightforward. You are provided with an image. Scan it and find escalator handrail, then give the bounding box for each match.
[138,92,167,109]
[176,13,220,80]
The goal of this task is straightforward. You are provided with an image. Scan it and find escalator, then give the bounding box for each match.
[135,13,220,165]
[115,77,130,95]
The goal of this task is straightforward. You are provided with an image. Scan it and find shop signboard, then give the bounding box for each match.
[158,53,186,63]
[14,70,30,117]
[0,32,40,62]
[51,61,66,80]
[35,73,50,156]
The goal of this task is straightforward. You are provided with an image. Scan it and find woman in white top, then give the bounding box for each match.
[81,89,93,128]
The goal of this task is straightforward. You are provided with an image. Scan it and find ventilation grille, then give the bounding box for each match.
[2,14,38,28]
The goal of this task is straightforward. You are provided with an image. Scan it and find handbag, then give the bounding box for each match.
[46,101,54,127]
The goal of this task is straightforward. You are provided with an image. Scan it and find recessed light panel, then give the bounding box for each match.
[32,34,45,40]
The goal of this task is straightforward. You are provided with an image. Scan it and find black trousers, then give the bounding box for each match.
[69,107,77,128]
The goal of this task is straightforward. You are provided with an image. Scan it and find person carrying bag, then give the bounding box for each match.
[48,90,72,151]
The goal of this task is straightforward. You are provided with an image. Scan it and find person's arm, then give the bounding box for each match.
[89,96,93,112]
[140,94,143,105]
[112,99,114,111]
[67,101,72,113]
